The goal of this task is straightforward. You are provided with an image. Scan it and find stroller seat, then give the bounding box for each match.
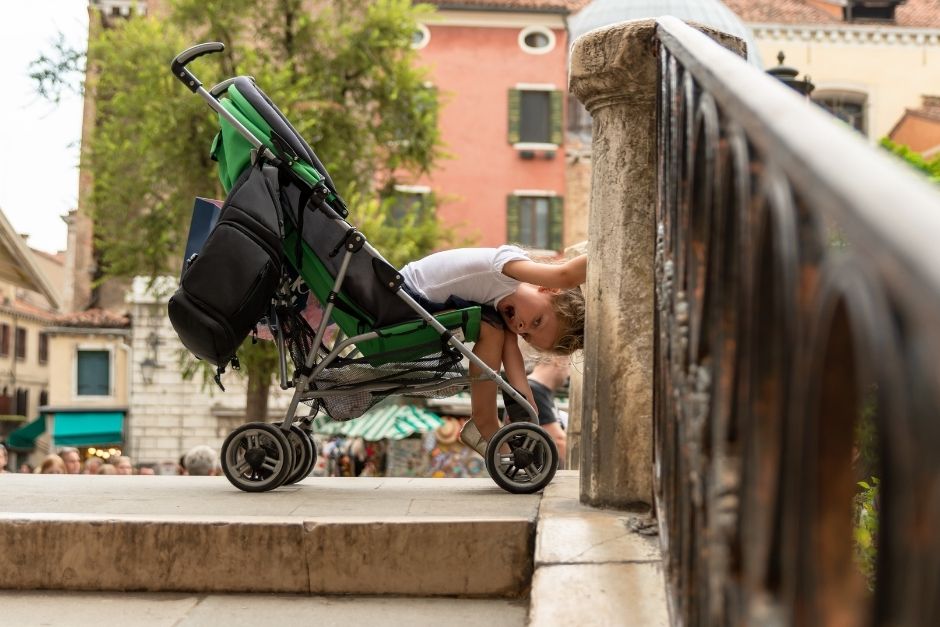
[211,76,482,365]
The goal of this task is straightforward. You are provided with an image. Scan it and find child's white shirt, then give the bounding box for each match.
[400,246,529,307]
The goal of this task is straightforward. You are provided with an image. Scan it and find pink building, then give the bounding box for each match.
[411,0,580,253]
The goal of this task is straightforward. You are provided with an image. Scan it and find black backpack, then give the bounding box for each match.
[168,161,284,384]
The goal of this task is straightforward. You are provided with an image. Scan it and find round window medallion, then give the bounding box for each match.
[412,23,430,50]
[519,26,556,54]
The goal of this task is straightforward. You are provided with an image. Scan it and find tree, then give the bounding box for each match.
[35,0,448,420]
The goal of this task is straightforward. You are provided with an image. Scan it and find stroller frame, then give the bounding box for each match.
[171,43,559,494]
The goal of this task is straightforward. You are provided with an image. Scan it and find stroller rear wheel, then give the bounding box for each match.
[221,422,295,492]
[283,424,316,485]
[485,423,558,494]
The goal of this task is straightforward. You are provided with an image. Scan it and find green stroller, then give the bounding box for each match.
[168,43,559,494]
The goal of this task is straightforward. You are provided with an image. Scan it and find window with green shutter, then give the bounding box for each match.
[508,194,564,251]
[509,88,563,146]
[77,350,111,396]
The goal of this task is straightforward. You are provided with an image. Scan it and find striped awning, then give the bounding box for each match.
[312,404,443,441]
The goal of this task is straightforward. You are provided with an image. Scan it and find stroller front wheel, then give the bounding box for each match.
[283,424,316,485]
[485,423,558,494]
[221,422,295,492]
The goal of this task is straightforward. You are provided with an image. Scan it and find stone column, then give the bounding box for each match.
[569,19,659,509]
[569,20,744,509]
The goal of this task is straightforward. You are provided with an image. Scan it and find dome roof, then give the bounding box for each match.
[569,0,764,68]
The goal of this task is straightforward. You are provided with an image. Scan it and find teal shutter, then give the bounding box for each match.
[550,90,563,146]
[77,350,110,396]
[508,89,521,144]
[507,195,521,242]
[549,196,564,251]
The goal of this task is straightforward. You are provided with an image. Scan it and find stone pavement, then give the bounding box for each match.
[0,591,528,627]
[0,471,670,626]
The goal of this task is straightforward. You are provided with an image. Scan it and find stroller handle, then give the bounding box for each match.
[171,42,225,93]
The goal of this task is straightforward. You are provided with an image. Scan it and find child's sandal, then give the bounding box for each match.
[459,420,488,457]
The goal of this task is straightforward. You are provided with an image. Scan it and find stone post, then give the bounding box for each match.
[569,19,744,509]
[569,19,659,509]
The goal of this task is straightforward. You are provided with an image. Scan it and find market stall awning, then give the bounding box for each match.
[53,412,124,447]
[312,405,443,441]
[6,414,46,449]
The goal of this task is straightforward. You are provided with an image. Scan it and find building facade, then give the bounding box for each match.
[417,1,578,253]
[0,208,63,467]
[724,0,940,140]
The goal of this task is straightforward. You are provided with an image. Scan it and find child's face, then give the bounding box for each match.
[497,284,559,351]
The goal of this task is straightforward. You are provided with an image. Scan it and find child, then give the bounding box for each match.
[399,245,586,456]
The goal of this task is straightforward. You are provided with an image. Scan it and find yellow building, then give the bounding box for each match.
[0,209,62,468]
[38,309,131,465]
[724,0,940,140]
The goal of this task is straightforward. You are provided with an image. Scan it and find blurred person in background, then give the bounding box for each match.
[97,463,116,475]
[183,445,219,476]
[0,443,8,473]
[114,456,133,475]
[58,447,82,474]
[84,457,103,475]
[18,462,33,473]
[37,454,66,474]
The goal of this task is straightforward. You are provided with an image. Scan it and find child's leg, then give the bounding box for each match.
[467,321,503,442]
[501,331,537,411]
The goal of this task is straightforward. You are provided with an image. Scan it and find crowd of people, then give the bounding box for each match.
[0,442,221,476]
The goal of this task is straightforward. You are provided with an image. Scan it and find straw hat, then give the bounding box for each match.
[435,417,460,444]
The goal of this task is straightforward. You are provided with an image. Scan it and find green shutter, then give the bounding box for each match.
[508,88,521,145]
[549,196,564,251]
[507,195,521,242]
[550,90,563,146]
[77,351,110,396]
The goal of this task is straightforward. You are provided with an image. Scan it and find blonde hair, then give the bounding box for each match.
[38,454,66,474]
[548,286,585,355]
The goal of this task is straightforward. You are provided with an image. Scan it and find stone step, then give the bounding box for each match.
[0,475,538,598]
[0,590,528,627]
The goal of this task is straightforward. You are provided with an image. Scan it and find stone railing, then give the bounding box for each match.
[570,16,940,626]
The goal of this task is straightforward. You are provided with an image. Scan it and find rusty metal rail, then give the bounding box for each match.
[653,15,940,627]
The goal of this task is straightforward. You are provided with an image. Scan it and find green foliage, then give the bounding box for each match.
[879,138,940,184]
[66,0,444,280]
[36,1,448,408]
[29,32,85,103]
[854,476,879,591]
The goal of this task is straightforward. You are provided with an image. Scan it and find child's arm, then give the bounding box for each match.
[502,254,587,289]
[502,331,537,410]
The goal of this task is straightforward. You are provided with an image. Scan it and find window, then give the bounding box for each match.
[14,388,28,416]
[844,1,901,22]
[518,26,556,55]
[38,333,48,364]
[507,194,564,251]
[15,328,26,361]
[77,349,111,396]
[411,23,430,50]
[813,91,867,135]
[567,93,593,142]
[0,324,8,357]
[508,86,563,147]
[389,185,432,224]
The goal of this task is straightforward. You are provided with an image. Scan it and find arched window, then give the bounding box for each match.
[813,89,868,136]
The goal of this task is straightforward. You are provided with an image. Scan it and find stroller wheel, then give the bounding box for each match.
[485,423,558,495]
[221,422,295,492]
[283,424,316,485]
